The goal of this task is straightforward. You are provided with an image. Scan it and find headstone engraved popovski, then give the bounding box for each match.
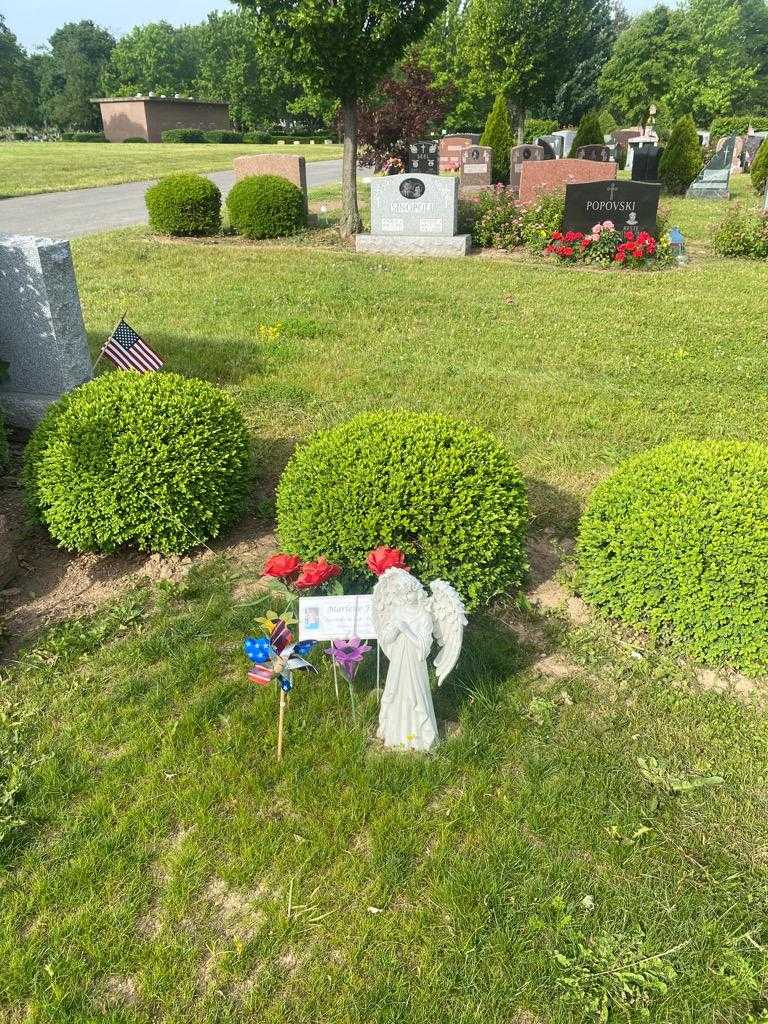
[355,173,471,257]
[459,145,492,189]
[509,143,544,193]
[686,135,736,199]
[407,140,439,175]
[563,179,661,235]
[0,234,92,427]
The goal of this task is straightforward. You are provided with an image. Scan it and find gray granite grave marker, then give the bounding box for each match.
[0,234,92,427]
[686,134,735,199]
[534,136,559,159]
[459,145,492,189]
[509,144,544,193]
[355,174,470,257]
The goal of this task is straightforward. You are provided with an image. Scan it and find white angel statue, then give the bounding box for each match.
[372,568,467,752]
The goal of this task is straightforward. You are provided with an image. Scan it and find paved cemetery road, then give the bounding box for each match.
[0,160,343,239]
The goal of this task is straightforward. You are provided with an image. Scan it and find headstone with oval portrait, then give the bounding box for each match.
[460,145,493,189]
[355,173,471,256]
[509,143,544,193]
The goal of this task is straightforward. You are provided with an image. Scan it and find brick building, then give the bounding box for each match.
[93,96,230,143]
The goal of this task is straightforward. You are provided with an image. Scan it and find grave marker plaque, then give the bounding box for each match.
[564,179,661,235]
[686,135,735,199]
[509,144,544,193]
[459,145,492,189]
[407,140,439,175]
[576,144,612,163]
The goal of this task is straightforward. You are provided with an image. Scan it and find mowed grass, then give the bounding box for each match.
[0,141,342,198]
[2,176,768,1022]
[2,563,768,1023]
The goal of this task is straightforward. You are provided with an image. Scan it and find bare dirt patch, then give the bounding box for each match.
[98,974,138,1009]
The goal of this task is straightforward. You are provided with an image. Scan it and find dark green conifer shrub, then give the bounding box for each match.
[751,138,768,194]
[480,93,514,183]
[658,115,702,195]
[568,112,604,157]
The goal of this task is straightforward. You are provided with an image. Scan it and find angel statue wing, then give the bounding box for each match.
[429,580,468,686]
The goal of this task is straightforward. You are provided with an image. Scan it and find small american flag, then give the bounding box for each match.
[102,319,164,373]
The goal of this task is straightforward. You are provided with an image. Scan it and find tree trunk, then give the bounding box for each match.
[339,97,362,238]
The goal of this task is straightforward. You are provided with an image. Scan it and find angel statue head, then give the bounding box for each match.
[372,568,468,752]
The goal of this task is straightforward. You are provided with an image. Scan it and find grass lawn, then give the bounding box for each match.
[2,174,768,1022]
[0,142,342,198]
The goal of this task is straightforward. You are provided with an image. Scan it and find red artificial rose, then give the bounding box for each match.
[367,546,409,576]
[551,231,564,241]
[581,237,591,248]
[295,558,342,589]
[624,230,635,242]
[561,245,575,257]
[614,251,626,263]
[263,553,301,578]
[564,230,582,242]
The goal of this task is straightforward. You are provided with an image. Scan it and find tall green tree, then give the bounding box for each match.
[0,14,37,125]
[550,0,623,125]
[462,0,598,143]
[195,11,293,130]
[101,21,202,98]
[234,0,448,236]
[658,114,702,193]
[38,21,115,130]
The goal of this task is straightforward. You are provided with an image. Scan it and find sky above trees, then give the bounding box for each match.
[4,0,656,49]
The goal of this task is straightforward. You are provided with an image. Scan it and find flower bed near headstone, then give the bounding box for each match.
[545,222,674,268]
[458,185,565,251]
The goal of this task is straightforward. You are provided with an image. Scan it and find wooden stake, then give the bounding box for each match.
[277,687,287,761]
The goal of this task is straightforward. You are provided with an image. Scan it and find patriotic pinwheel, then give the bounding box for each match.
[243,619,316,692]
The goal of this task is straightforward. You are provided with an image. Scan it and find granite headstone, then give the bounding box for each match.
[355,174,471,257]
[564,179,661,235]
[553,129,577,157]
[0,234,92,428]
[459,145,492,189]
[407,140,439,175]
[510,144,544,193]
[439,134,480,172]
[534,136,559,159]
[686,135,735,199]
[576,144,612,162]
[631,145,663,183]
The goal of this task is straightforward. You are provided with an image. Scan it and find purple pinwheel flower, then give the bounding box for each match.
[325,637,372,682]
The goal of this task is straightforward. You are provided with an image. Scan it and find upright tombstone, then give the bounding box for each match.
[564,180,661,235]
[686,135,736,199]
[576,144,612,163]
[459,145,493,190]
[407,140,439,175]
[534,136,559,159]
[631,145,663,183]
[742,133,766,171]
[439,134,480,172]
[518,158,617,205]
[0,234,92,428]
[509,143,544,194]
[553,129,578,157]
[234,154,308,214]
[355,174,471,257]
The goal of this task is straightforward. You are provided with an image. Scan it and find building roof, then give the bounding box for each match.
[92,96,229,107]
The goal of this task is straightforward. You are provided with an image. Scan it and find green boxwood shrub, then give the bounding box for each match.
[712,207,768,258]
[751,138,768,194]
[23,372,251,554]
[226,174,306,239]
[244,130,272,144]
[276,412,528,610]
[204,130,244,144]
[123,136,148,143]
[161,128,206,144]
[658,115,702,195]
[576,440,768,671]
[61,131,106,142]
[145,173,221,236]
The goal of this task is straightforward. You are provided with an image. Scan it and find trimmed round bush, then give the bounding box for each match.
[161,128,206,143]
[23,372,251,554]
[226,175,306,239]
[276,412,528,610]
[145,173,221,236]
[751,138,768,194]
[244,130,272,144]
[576,440,768,671]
